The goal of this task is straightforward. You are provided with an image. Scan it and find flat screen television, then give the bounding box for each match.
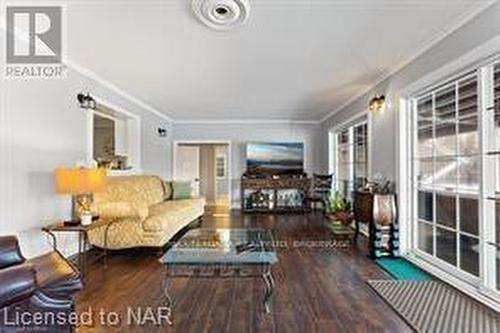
[246,142,304,175]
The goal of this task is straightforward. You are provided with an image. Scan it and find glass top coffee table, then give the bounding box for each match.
[159,228,278,324]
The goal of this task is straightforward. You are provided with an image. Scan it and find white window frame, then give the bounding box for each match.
[398,40,500,310]
[329,113,370,198]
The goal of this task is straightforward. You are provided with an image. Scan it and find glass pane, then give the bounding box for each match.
[336,180,351,199]
[337,163,350,180]
[494,65,500,150]
[434,122,456,156]
[353,177,367,191]
[354,163,367,179]
[460,197,478,236]
[354,142,367,163]
[418,222,433,255]
[338,146,351,164]
[493,242,500,290]
[418,128,433,158]
[458,116,478,156]
[435,85,456,121]
[458,156,479,191]
[496,202,500,247]
[460,235,479,276]
[417,95,433,159]
[497,246,500,291]
[338,131,349,144]
[417,95,433,124]
[434,157,456,189]
[436,194,456,229]
[417,159,433,186]
[354,124,367,144]
[418,191,433,222]
[436,227,457,266]
[435,86,456,155]
[496,156,500,193]
[458,77,477,119]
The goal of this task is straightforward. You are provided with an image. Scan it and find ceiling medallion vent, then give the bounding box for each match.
[192,0,250,31]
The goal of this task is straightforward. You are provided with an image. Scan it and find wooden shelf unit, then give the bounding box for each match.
[241,177,311,213]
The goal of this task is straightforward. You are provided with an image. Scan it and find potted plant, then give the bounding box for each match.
[326,192,353,225]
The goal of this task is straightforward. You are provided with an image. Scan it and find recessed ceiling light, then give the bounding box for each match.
[215,6,228,15]
[192,0,250,31]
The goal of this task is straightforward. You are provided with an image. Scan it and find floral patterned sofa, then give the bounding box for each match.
[88,175,205,249]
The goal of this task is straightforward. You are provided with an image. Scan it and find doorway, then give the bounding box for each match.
[174,141,231,213]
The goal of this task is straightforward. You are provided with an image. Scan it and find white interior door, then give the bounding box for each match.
[175,145,200,196]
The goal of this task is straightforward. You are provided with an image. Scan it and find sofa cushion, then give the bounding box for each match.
[91,201,149,221]
[88,217,145,250]
[143,198,205,232]
[93,176,164,208]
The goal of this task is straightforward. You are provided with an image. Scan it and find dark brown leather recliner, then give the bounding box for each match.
[0,236,82,332]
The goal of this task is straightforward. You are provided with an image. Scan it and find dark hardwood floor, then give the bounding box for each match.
[75,210,411,333]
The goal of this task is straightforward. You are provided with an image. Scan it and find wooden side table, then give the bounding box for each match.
[353,191,373,243]
[42,219,114,279]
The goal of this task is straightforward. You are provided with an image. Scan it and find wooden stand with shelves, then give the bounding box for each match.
[241,177,311,213]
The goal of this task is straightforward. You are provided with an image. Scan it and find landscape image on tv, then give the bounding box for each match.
[246,142,304,175]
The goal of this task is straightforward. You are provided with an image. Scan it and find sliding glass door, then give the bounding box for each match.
[411,61,500,294]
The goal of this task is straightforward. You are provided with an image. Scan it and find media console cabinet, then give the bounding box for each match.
[241,177,311,213]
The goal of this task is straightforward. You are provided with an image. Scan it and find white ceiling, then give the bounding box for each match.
[64,0,490,121]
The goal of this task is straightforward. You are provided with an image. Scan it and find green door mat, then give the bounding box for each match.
[375,258,433,281]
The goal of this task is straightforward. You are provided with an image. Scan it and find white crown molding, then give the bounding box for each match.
[65,60,174,123]
[319,0,498,124]
[173,119,321,125]
[66,61,321,125]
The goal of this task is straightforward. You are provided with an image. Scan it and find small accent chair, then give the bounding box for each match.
[0,236,82,333]
[306,174,333,211]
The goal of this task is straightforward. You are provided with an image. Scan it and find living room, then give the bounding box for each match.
[1,0,500,332]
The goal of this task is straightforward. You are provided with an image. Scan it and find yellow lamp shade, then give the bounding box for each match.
[55,167,107,195]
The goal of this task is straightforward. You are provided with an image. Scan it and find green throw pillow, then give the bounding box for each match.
[162,181,173,201]
[172,181,192,200]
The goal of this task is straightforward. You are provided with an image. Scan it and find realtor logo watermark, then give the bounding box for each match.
[5,6,66,78]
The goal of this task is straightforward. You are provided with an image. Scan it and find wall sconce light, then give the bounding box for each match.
[77,93,97,110]
[158,128,168,138]
[369,95,385,111]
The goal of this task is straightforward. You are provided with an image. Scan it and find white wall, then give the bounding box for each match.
[322,1,500,183]
[172,122,324,208]
[1,64,173,258]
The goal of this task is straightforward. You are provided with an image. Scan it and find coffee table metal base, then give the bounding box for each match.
[161,264,275,325]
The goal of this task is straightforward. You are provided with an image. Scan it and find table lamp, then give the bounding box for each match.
[55,167,106,226]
